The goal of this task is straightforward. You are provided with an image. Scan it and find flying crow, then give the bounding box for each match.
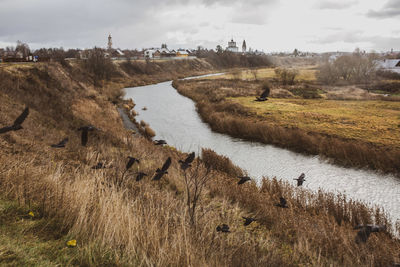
[50,138,68,148]
[152,157,172,181]
[294,173,306,186]
[179,152,195,170]
[242,216,256,226]
[275,197,289,208]
[154,139,167,146]
[77,125,97,146]
[354,224,386,244]
[136,172,147,181]
[0,107,29,134]
[216,224,230,233]
[237,176,251,185]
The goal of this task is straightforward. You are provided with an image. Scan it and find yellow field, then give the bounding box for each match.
[229,97,400,148]
[205,66,317,81]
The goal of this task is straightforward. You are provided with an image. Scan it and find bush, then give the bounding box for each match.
[274,68,299,85]
[290,85,322,99]
[82,47,116,86]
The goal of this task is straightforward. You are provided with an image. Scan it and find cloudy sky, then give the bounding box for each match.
[0,0,399,52]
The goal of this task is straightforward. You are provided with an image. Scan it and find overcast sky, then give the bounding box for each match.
[0,0,399,52]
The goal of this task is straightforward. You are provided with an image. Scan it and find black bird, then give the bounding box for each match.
[255,87,270,102]
[92,162,107,169]
[237,176,251,185]
[354,224,386,244]
[275,197,289,208]
[179,152,195,170]
[152,157,172,181]
[154,139,167,146]
[0,107,29,134]
[242,216,256,226]
[136,172,147,181]
[77,125,97,146]
[50,138,68,148]
[216,224,230,233]
[126,156,140,170]
[294,173,306,186]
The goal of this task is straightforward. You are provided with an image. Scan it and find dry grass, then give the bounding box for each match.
[204,66,317,82]
[229,97,400,148]
[174,79,400,174]
[0,62,399,266]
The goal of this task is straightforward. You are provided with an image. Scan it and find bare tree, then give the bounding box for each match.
[250,68,258,81]
[182,160,213,225]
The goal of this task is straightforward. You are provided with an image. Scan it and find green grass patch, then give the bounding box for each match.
[0,198,79,266]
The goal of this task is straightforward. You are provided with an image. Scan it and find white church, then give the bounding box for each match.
[226,38,247,53]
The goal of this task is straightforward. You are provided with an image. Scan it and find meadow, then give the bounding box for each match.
[229,97,400,148]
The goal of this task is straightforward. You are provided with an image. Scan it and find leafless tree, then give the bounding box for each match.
[182,160,213,225]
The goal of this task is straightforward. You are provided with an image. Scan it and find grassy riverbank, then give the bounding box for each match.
[0,61,399,266]
[173,78,400,174]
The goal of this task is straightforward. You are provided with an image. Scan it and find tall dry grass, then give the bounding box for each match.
[0,62,399,266]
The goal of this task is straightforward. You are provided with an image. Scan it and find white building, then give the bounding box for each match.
[226,39,239,52]
[376,59,400,73]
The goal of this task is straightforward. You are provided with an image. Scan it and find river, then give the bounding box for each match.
[124,76,400,225]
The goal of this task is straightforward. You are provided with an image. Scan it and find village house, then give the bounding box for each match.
[376,59,400,74]
[176,50,188,57]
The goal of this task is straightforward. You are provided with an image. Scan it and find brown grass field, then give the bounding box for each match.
[204,66,317,81]
[0,61,399,266]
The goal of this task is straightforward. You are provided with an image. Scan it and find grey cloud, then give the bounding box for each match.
[316,1,358,10]
[311,30,400,50]
[0,0,277,49]
[367,0,400,19]
[311,30,364,44]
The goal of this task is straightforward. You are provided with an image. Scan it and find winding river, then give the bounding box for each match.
[124,75,400,225]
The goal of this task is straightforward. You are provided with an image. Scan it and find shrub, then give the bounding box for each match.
[274,68,299,85]
[201,148,243,177]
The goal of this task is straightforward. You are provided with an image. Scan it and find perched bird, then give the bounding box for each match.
[255,87,270,102]
[294,173,306,186]
[154,139,167,146]
[136,172,147,181]
[242,216,256,226]
[237,176,251,185]
[153,157,172,181]
[179,152,195,170]
[91,162,107,169]
[50,138,68,148]
[216,224,230,233]
[77,125,97,146]
[275,197,289,208]
[126,156,140,170]
[354,224,386,244]
[0,107,29,134]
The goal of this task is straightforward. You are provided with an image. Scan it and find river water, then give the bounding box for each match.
[124,77,400,224]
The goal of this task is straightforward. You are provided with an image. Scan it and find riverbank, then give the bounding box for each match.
[0,61,399,266]
[173,78,400,175]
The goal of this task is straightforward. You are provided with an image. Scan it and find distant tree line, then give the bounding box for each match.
[196,48,272,68]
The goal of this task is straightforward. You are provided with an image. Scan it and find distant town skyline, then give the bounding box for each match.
[0,0,399,52]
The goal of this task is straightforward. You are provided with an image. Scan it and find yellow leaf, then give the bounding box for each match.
[66,239,77,247]
[28,211,34,217]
